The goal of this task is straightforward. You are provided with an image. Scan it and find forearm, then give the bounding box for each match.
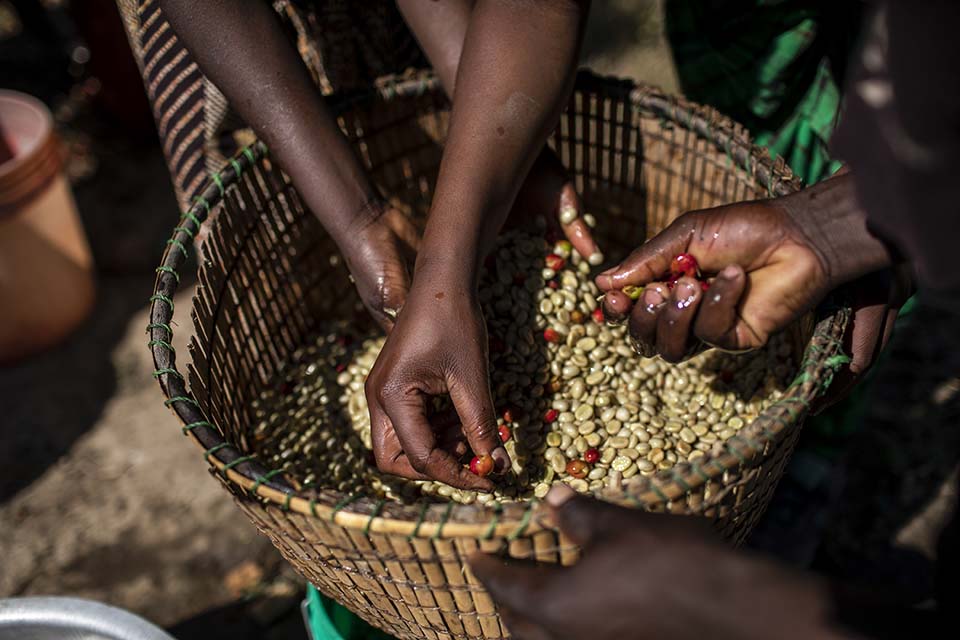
[773,173,896,288]
[397,0,474,96]
[159,0,381,243]
[417,0,589,284]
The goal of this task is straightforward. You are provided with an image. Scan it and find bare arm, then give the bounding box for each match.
[159,0,418,330]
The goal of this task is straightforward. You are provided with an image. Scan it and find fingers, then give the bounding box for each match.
[369,400,430,480]
[655,277,703,363]
[601,290,633,324]
[692,264,748,350]
[627,284,668,357]
[379,384,494,491]
[595,215,695,291]
[448,362,511,474]
[551,493,637,547]
[556,182,602,265]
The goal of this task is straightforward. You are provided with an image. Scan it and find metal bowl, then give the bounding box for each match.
[0,597,176,640]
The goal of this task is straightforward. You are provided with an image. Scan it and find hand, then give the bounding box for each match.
[594,175,894,363]
[511,148,602,263]
[470,486,851,640]
[595,200,830,362]
[337,204,420,332]
[364,277,510,490]
[809,266,912,414]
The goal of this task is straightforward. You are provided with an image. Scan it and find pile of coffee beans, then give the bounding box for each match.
[250,230,796,505]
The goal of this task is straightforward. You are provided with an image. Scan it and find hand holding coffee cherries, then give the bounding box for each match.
[595,174,896,364]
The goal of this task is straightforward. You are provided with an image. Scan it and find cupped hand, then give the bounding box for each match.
[338,205,421,333]
[470,486,848,640]
[363,279,510,491]
[511,148,602,264]
[595,200,830,362]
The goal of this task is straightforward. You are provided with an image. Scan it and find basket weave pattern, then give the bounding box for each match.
[148,71,849,640]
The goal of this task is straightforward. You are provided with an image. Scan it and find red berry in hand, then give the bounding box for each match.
[566,459,588,479]
[498,424,512,443]
[701,280,711,291]
[470,455,494,477]
[544,408,559,423]
[592,307,605,324]
[584,448,600,464]
[545,253,566,271]
[543,328,561,343]
[671,253,699,278]
[548,280,560,290]
[666,276,679,290]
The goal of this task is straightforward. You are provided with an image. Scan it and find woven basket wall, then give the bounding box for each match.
[149,70,849,640]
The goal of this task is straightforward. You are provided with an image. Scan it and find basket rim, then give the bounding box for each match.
[148,68,850,540]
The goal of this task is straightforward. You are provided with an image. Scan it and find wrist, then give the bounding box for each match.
[772,174,894,289]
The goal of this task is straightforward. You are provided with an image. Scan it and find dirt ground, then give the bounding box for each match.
[2,1,955,637]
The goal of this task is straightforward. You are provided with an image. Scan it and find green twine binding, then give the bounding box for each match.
[283,492,293,511]
[181,210,202,228]
[149,294,175,313]
[252,469,285,493]
[229,158,242,176]
[212,172,225,195]
[408,502,430,540]
[431,502,454,540]
[363,500,386,536]
[167,238,189,255]
[825,354,851,368]
[193,196,210,216]
[671,471,691,492]
[152,368,183,380]
[203,442,231,462]
[146,322,172,336]
[148,339,175,353]
[330,492,362,523]
[308,498,318,517]
[155,266,179,283]
[243,147,256,164]
[482,504,503,540]
[649,482,669,503]
[506,502,536,541]
[164,395,198,409]
[182,420,212,434]
[689,462,710,482]
[726,437,749,464]
[221,455,255,474]
[173,225,195,240]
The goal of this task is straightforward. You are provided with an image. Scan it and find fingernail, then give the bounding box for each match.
[642,287,664,309]
[545,484,576,508]
[587,251,604,266]
[559,204,578,225]
[719,265,740,279]
[675,280,698,308]
[490,447,511,474]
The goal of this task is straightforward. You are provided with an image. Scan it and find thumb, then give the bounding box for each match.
[448,362,511,474]
[594,215,695,291]
[550,490,640,547]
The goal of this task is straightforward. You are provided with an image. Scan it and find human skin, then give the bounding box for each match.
[469,485,860,640]
[364,0,591,490]
[159,0,596,333]
[595,173,906,408]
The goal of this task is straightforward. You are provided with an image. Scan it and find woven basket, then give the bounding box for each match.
[149,70,850,640]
